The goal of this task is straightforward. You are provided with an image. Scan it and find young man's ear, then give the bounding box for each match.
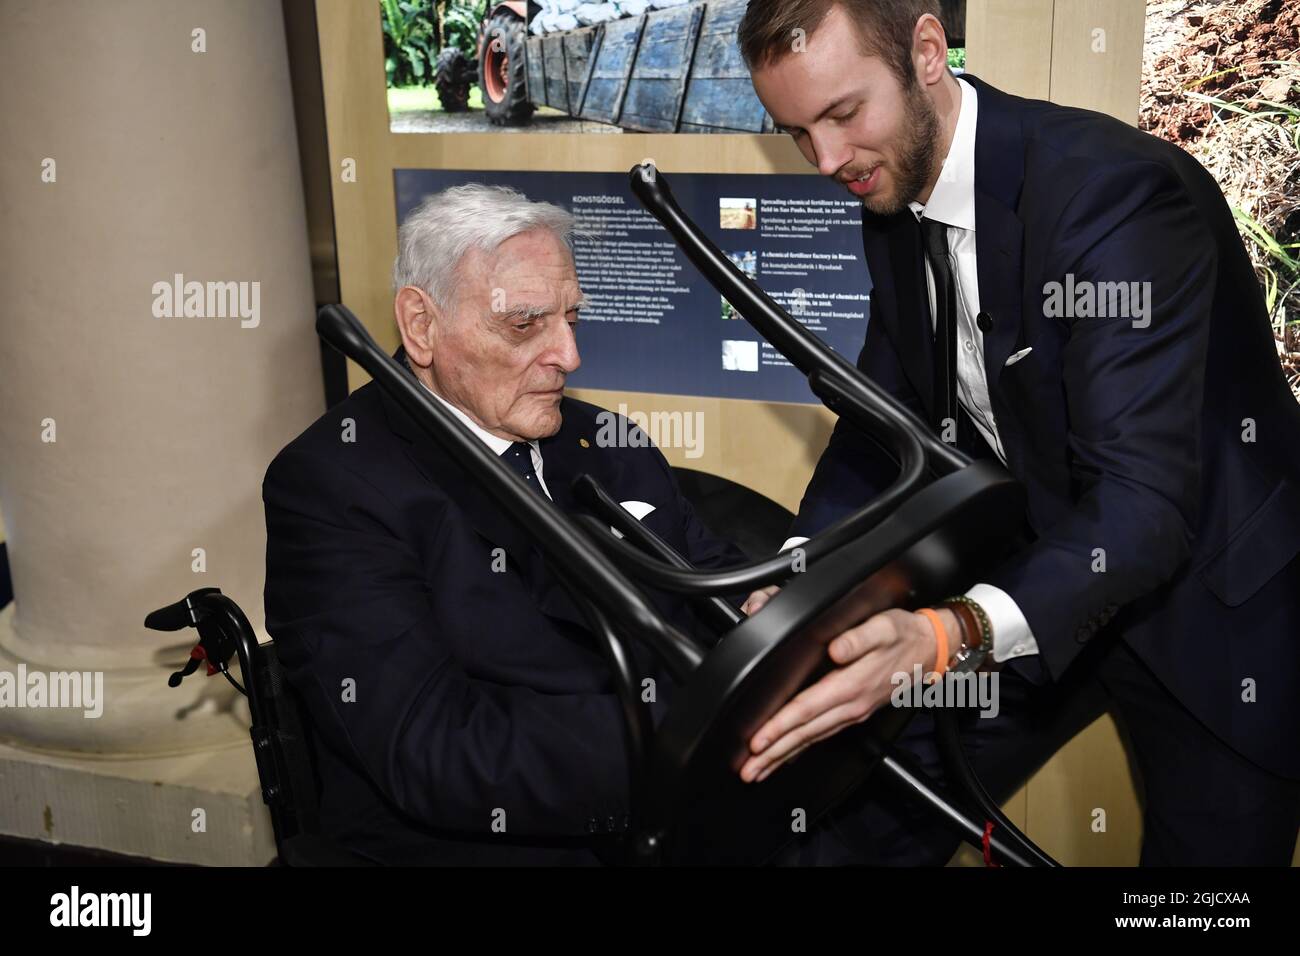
[395,286,438,367]
[913,13,950,86]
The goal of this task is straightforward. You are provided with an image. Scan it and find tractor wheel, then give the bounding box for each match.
[433,47,473,112]
[478,11,533,126]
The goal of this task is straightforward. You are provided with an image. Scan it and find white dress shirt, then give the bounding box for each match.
[416,378,552,500]
[784,76,1039,665]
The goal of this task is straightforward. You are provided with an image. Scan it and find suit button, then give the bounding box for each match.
[977,312,992,333]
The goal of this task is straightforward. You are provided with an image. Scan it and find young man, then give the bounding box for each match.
[736,0,1300,864]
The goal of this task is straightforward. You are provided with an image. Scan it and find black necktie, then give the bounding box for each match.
[501,441,546,496]
[920,216,958,433]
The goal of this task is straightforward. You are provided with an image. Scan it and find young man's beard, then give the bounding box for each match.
[863,78,942,217]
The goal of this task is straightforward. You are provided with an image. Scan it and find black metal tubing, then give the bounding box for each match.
[874,752,1038,869]
[568,366,929,594]
[569,365,926,595]
[629,161,968,477]
[569,584,654,816]
[316,304,704,681]
[571,473,744,632]
[934,706,1060,867]
[539,163,978,597]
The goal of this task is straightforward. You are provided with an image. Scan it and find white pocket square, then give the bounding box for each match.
[1004,347,1033,367]
[610,500,656,539]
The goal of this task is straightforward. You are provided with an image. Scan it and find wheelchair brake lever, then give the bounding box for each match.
[167,648,206,687]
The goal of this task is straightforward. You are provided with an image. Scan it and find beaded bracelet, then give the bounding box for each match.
[940,594,993,671]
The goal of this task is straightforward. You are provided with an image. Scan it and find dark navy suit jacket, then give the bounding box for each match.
[263,359,743,864]
[791,75,1300,778]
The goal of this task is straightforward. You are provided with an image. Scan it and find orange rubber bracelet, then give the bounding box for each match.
[916,608,949,683]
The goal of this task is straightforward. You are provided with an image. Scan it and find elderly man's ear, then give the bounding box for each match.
[395,286,439,368]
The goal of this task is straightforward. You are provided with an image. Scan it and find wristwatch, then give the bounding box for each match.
[939,595,993,673]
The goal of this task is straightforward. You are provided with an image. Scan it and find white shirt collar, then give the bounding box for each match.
[908,75,977,232]
[415,377,536,458]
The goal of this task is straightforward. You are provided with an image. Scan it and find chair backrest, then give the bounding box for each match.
[670,467,794,559]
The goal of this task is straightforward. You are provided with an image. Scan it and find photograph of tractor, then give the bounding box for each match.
[385,0,966,133]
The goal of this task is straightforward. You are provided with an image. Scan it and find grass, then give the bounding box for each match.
[1174,67,1300,379]
[387,83,485,114]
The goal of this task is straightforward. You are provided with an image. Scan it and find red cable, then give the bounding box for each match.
[982,821,1001,867]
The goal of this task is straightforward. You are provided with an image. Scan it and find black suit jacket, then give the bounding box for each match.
[792,75,1300,777]
[263,359,743,864]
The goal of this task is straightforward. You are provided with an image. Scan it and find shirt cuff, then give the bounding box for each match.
[965,583,1038,662]
[781,545,1036,662]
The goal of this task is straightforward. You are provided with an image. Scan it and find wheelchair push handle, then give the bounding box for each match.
[145,587,251,697]
[144,586,221,632]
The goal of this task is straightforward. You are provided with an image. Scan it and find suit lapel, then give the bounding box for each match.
[964,73,1028,392]
[881,213,937,422]
[377,356,532,559]
[531,417,603,629]
[973,191,1025,388]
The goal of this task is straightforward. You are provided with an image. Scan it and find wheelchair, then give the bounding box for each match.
[148,163,1059,867]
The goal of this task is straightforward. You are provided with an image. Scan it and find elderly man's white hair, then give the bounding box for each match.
[392,183,577,308]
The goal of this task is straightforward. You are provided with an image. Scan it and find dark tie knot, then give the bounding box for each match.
[502,441,543,492]
[920,216,950,260]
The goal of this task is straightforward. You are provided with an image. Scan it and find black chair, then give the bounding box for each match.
[145,588,374,866]
[293,163,1057,866]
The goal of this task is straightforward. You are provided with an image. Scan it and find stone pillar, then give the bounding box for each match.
[0,0,324,863]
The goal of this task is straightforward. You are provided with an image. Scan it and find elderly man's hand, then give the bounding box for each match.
[738,606,954,783]
[740,585,781,616]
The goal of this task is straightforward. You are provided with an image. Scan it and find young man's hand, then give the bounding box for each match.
[739,607,956,783]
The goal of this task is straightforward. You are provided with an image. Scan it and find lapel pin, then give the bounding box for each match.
[579,438,590,448]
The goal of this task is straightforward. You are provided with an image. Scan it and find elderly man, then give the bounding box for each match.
[262,184,743,865]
